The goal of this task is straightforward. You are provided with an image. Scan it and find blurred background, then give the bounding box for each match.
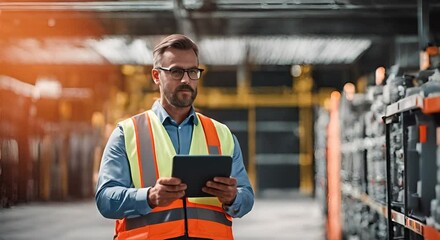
[0,0,440,239]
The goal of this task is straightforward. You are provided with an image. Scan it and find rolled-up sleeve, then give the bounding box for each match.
[223,135,254,218]
[95,126,153,219]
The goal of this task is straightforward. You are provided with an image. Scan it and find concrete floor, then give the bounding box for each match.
[0,193,325,240]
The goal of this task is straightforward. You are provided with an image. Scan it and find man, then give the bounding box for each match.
[96,34,254,240]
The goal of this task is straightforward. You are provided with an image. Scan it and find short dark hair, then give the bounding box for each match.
[153,34,199,68]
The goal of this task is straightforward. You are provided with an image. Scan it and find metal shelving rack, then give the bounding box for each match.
[335,66,440,239]
[383,95,440,240]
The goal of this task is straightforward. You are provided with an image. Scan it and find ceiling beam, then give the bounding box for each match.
[1,1,438,12]
[173,0,197,41]
[0,1,173,11]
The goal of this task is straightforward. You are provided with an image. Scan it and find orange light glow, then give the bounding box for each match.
[330,90,341,100]
[343,82,355,101]
[0,4,118,204]
[375,66,386,85]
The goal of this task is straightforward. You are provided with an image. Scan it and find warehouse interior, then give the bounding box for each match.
[1,0,440,239]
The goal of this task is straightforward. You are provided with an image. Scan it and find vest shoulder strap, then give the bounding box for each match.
[197,113,222,154]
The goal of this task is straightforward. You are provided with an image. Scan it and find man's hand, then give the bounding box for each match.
[148,177,187,208]
[202,177,237,205]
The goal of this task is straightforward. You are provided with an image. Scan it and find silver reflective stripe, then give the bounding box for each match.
[208,145,219,154]
[132,112,157,187]
[187,207,232,226]
[125,208,185,230]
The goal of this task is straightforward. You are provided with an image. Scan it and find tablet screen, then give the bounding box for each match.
[172,155,232,197]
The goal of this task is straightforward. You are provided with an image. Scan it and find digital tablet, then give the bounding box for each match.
[172,155,232,198]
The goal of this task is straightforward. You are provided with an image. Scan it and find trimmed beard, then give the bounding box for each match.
[166,84,197,108]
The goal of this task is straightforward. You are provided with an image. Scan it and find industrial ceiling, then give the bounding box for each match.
[0,0,439,74]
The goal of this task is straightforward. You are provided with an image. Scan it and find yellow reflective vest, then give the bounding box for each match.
[115,110,235,240]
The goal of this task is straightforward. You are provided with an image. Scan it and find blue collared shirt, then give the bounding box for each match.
[96,100,254,219]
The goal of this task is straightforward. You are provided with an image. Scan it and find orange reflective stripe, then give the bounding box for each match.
[197,113,222,154]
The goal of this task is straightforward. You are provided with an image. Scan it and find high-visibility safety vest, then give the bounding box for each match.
[115,110,235,240]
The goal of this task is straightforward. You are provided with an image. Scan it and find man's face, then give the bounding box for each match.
[152,48,198,108]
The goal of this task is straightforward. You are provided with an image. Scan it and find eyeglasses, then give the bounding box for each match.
[157,67,204,80]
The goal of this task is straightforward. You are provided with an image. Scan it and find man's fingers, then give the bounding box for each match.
[156,177,187,192]
[213,177,237,186]
[202,187,218,196]
[206,180,236,191]
[202,186,236,205]
[160,191,186,201]
[148,177,187,208]
[206,181,223,190]
[149,185,186,208]
[157,177,182,185]
[202,177,238,205]
[163,184,187,192]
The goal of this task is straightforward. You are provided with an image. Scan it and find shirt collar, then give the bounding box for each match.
[151,100,199,126]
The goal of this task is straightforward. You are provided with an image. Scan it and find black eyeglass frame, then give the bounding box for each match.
[157,66,205,80]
